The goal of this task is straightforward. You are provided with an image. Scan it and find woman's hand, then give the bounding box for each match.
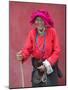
[37,65,46,72]
[16,51,23,61]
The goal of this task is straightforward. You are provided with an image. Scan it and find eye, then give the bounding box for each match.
[36,17,42,21]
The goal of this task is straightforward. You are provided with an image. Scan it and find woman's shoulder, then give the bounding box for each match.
[29,29,36,35]
[27,29,36,39]
[48,27,57,35]
[48,27,56,32]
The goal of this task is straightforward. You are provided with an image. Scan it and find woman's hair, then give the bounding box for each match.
[30,10,54,27]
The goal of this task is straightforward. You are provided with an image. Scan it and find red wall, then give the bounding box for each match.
[9,1,66,88]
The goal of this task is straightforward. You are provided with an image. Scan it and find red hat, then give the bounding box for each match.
[30,10,54,27]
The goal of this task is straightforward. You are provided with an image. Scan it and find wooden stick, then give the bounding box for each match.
[20,61,24,87]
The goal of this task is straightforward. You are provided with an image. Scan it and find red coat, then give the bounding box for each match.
[20,27,61,66]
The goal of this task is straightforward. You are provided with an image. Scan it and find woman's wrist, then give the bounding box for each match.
[16,51,24,61]
[43,59,53,74]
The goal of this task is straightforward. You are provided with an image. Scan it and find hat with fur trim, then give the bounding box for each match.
[30,10,54,27]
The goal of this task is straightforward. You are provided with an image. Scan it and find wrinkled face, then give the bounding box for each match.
[34,17,45,29]
[34,17,46,35]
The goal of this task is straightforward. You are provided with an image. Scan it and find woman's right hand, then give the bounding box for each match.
[16,51,23,61]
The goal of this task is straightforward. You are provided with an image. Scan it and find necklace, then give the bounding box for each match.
[35,30,46,53]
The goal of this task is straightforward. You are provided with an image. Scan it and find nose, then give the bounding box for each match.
[35,20,43,26]
[36,19,42,23]
[35,22,40,26]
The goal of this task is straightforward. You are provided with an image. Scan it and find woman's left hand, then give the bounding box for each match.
[37,65,46,72]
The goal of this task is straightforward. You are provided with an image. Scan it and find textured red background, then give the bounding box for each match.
[9,1,66,88]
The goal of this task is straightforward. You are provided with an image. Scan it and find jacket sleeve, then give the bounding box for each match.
[47,29,61,66]
[20,31,33,60]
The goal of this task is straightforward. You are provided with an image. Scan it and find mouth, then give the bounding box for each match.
[40,29,43,32]
[39,28,44,32]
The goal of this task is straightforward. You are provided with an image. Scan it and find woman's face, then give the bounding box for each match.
[34,17,45,29]
[34,17,46,35]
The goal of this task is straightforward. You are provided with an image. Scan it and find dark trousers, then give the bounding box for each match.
[31,57,58,87]
[32,70,58,87]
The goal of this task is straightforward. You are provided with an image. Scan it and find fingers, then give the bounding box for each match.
[37,66,41,69]
[16,54,22,57]
[37,65,47,73]
[17,50,22,54]
[37,65,45,71]
[16,52,23,61]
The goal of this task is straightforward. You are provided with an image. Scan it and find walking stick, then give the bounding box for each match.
[16,50,25,87]
[20,61,24,87]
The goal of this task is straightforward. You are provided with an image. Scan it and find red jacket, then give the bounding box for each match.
[21,27,61,66]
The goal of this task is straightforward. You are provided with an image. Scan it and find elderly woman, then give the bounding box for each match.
[16,10,61,87]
